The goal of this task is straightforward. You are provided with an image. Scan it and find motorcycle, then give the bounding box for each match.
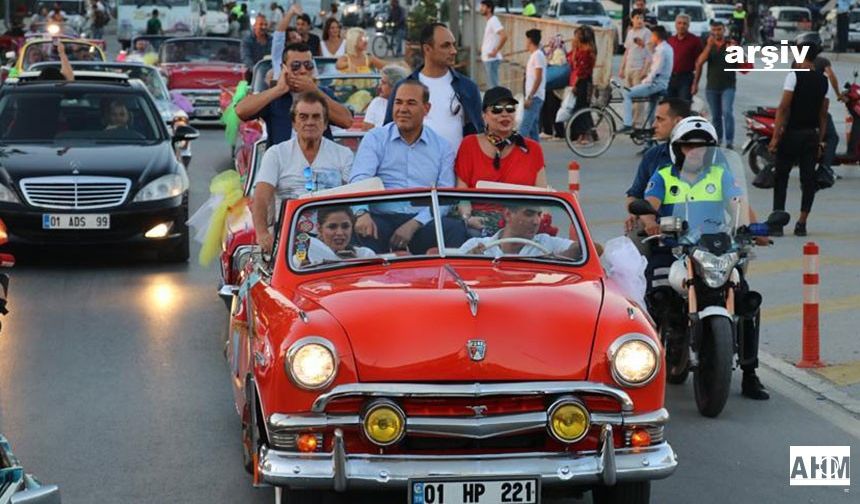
[743,70,860,175]
[629,147,790,417]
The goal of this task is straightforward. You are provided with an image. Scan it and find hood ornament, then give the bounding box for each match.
[445,264,479,317]
[467,340,486,362]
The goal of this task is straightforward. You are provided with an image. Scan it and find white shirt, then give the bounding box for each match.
[644,40,673,88]
[458,230,579,257]
[320,39,346,58]
[525,49,547,101]
[363,96,387,127]
[418,71,463,152]
[624,27,652,72]
[783,71,797,91]
[255,137,354,207]
[481,15,504,62]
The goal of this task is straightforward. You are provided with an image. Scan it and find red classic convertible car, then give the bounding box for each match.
[159,37,246,121]
[223,183,676,504]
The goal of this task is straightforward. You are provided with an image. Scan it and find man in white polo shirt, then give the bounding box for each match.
[480,0,507,89]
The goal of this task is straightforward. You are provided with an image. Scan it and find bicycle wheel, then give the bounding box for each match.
[371,35,390,58]
[565,107,616,158]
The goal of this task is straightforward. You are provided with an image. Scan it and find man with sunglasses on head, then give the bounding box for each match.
[236,42,353,148]
[384,23,483,153]
[351,81,467,255]
[252,92,354,254]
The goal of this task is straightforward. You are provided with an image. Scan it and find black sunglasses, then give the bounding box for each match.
[289,60,315,72]
[488,104,517,115]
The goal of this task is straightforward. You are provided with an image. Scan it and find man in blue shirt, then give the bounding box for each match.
[242,14,271,68]
[351,80,466,254]
[625,97,690,233]
[618,26,674,133]
[235,42,353,147]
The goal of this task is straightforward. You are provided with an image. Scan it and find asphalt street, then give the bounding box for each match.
[1,40,859,504]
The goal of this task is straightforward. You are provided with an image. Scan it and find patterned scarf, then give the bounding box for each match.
[485,130,529,170]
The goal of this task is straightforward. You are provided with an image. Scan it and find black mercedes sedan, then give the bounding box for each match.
[0,78,198,261]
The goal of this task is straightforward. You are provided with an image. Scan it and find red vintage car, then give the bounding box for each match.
[224,183,676,504]
[159,37,246,121]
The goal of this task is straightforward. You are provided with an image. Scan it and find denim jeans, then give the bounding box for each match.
[393,28,405,56]
[623,81,667,127]
[706,87,736,145]
[520,96,544,141]
[484,60,501,89]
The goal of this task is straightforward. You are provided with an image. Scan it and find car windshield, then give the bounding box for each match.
[252,59,273,93]
[560,2,605,16]
[288,193,585,271]
[119,0,190,5]
[22,41,103,70]
[657,5,705,22]
[0,90,162,143]
[34,0,86,15]
[29,63,170,102]
[778,10,809,22]
[317,74,381,115]
[132,35,170,53]
[160,39,241,64]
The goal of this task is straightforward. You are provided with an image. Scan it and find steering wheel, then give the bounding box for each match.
[478,237,551,255]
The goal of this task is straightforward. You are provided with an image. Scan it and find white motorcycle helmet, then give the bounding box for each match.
[669,116,719,167]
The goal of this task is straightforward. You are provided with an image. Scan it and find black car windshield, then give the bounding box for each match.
[778,10,809,22]
[560,2,605,16]
[32,63,170,102]
[657,5,706,22]
[161,39,242,64]
[0,90,162,143]
[288,193,585,271]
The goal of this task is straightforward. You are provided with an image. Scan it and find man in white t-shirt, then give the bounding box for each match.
[459,204,581,259]
[480,0,507,89]
[253,92,354,253]
[620,9,652,126]
[383,24,484,153]
[522,29,546,141]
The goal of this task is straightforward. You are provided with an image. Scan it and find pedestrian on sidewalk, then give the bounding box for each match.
[480,0,507,89]
[692,21,737,149]
[522,29,546,142]
[768,33,828,237]
[620,9,651,126]
[837,0,850,53]
[567,25,597,145]
[667,13,702,102]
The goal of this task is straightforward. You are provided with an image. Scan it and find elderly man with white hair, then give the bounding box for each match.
[362,64,410,130]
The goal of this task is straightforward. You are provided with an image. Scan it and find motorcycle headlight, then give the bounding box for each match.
[0,184,21,204]
[375,19,384,29]
[133,172,189,202]
[608,334,660,387]
[692,249,739,288]
[286,337,338,390]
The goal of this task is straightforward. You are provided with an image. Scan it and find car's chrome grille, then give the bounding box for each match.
[20,176,132,209]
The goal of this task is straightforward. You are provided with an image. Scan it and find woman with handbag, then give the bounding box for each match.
[767,33,828,237]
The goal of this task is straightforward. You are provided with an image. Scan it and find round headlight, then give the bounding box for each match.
[363,401,405,446]
[286,337,338,390]
[547,398,590,443]
[609,335,660,387]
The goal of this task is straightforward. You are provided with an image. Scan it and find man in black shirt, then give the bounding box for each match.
[768,33,828,237]
[296,13,322,56]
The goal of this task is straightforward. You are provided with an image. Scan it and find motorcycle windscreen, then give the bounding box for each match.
[670,146,750,240]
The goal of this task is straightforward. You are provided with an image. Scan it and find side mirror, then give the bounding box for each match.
[173,124,199,142]
[765,210,791,227]
[628,199,659,216]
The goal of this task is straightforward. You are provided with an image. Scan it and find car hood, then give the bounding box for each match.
[0,142,177,186]
[296,264,603,382]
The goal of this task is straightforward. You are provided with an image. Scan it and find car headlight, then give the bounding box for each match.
[692,249,739,288]
[608,334,660,387]
[547,398,590,443]
[0,184,20,204]
[362,400,405,446]
[286,337,338,390]
[132,172,189,202]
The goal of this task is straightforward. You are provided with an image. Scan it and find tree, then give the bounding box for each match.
[407,0,439,43]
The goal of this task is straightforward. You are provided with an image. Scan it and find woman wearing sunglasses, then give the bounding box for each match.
[454,86,547,235]
[298,206,376,267]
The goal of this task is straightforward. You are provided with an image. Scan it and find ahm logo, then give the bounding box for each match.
[724,41,810,72]
[790,446,850,486]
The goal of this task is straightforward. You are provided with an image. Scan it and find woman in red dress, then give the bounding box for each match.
[454,86,547,235]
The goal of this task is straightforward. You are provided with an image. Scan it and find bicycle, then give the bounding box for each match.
[565,80,662,158]
[371,19,398,58]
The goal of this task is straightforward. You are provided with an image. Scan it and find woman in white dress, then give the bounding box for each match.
[320,17,346,58]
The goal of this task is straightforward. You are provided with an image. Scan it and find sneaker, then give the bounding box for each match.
[742,372,770,400]
[616,125,634,135]
[794,222,807,236]
[768,225,784,237]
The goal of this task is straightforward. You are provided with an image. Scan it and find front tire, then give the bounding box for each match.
[693,316,734,418]
[592,481,650,504]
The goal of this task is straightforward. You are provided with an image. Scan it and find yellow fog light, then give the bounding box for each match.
[363,402,405,446]
[145,222,171,239]
[548,399,590,443]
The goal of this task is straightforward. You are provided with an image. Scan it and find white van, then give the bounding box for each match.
[650,0,710,39]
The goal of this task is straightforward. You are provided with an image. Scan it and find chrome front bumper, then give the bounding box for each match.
[259,426,677,490]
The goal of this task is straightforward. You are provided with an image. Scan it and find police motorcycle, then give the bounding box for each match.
[629,139,789,417]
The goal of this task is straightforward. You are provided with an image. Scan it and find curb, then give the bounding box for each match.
[759,351,860,418]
